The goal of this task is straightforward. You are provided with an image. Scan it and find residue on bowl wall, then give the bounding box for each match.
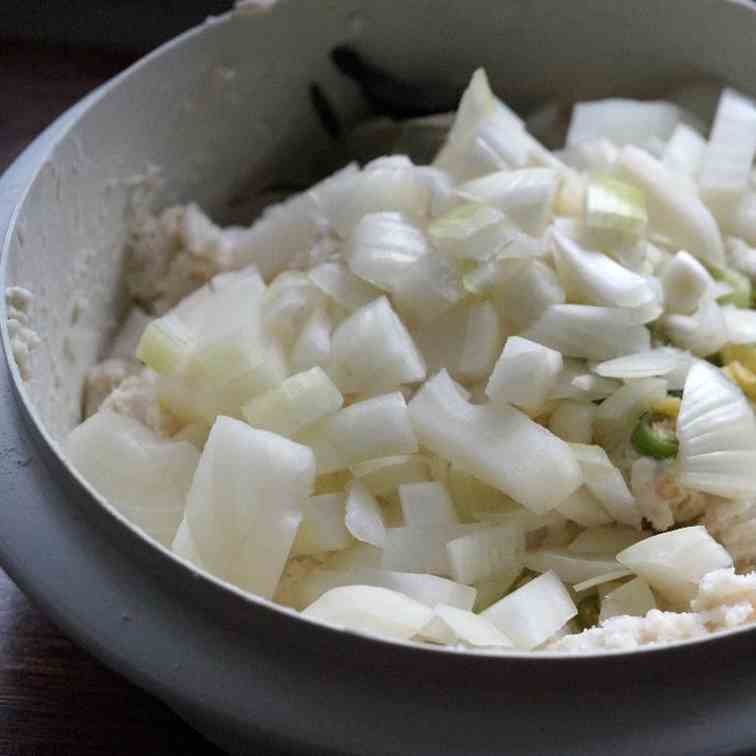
[5,286,39,381]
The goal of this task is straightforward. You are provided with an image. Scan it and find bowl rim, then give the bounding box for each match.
[2,1,756,665]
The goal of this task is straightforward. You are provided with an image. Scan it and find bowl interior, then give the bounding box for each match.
[4,0,756,650]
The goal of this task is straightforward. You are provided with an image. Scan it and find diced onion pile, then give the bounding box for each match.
[67,69,756,653]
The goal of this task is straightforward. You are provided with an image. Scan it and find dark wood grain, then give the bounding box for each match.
[0,40,224,756]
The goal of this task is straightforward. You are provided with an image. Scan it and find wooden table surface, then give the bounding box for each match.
[0,40,228,756]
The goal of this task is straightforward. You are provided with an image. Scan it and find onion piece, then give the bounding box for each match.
[722,303,756,344]
[661,296,728,357]
[677,361,756,498]
[292,494,353,556]
[399,481,458,526]
[490,260,566,332]
[136,314,194,376]
[453,300,503,384]
[556,487,612,527]
[446,525,525,585]
[617,146,724,267]
[409,370,582,514]
[456,168,559,236]
[309,261,381,311]
[524,548,621,584]
[568,526,646,555]
[302,585,434,640]
[348,212,429,291]
[599,577,656,622]
[66,410,199,547]
[345,481,386,548]
[263,271,323,344]
[521,304,651,361]
[176,417,315,599]
[585,175,647,236]
[570,443,642,528]
[482,570,577,650]
[289,568,476,613]
[617,525,733,607]
[329,296,426,394]
[662,123,706,178]
[548,401,595,444]
[552,230,655,308]
[241,367,343,438]
[425,604,514,648]
[428,203,516,261]
[592,348,684,380]
[301,392,418,474]
[485,336,563,412]
[382,523,486,576]
[699,88,756,212]
[572,569,634,593]
[351,455,431,496]
[291,304,332,372]
[567,99,680,148]
[447,466,520,522]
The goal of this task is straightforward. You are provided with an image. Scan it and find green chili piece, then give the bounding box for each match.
[631,412,679,459]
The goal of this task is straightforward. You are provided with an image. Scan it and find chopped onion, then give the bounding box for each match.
[522,304,651,361]
[568,526,646,555]
[290,304,332,372]
[302,585,434,640]
[722,303,756,344]
[482,570,577,649]
[302,392,418,474]
[409,370,582,514]
[309,261,381,311]
[345,481,386,548]
[572,569,634,593]
[136,314,194,376]
[677,361,756,498]
[661,296,728,357]
[66,410,199,547]
[457,168,559,236]
[177,416,315,599]
[447,466,520,522]
[660,251,716,315]
[399,481,458,526]
[599,577,656,622]
[491,259,566,332]
[392,251,466,325]
[446,525,525,585]
[556,487,612,527]
[548,401,595,444]
[426,604,514,648]
[453,300,503,384]
[551,359,620,401]
[382,522,485,576]
[292,494,353,556]
[585,175,647,236]
[290,568,476,613]
[570,443,642,528]
[552,229,655,308]
[524,548,622,585]
[485,336,563,412]
[617,146,724,267]
[241,367,343,438]
[662,123,706,177]
[617,525,733,607]
[699,88,756,212]
[567,99,680,149]
[348,212,429,291]
[351,454,431,496]
[325,543,382,571]
[263,271,323,344]
[592,348,683,380]
[329,296,426,394]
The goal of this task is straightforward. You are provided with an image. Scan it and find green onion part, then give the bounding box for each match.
[631,412,679,459]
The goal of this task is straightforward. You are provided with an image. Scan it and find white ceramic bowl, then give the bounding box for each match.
[4,2,756,753]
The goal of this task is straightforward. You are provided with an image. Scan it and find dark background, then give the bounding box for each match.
[0,4,245,753]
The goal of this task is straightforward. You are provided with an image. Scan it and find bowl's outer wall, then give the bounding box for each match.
[4,1,756,754]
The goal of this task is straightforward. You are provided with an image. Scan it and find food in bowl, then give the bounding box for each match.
[61,67,756,652]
